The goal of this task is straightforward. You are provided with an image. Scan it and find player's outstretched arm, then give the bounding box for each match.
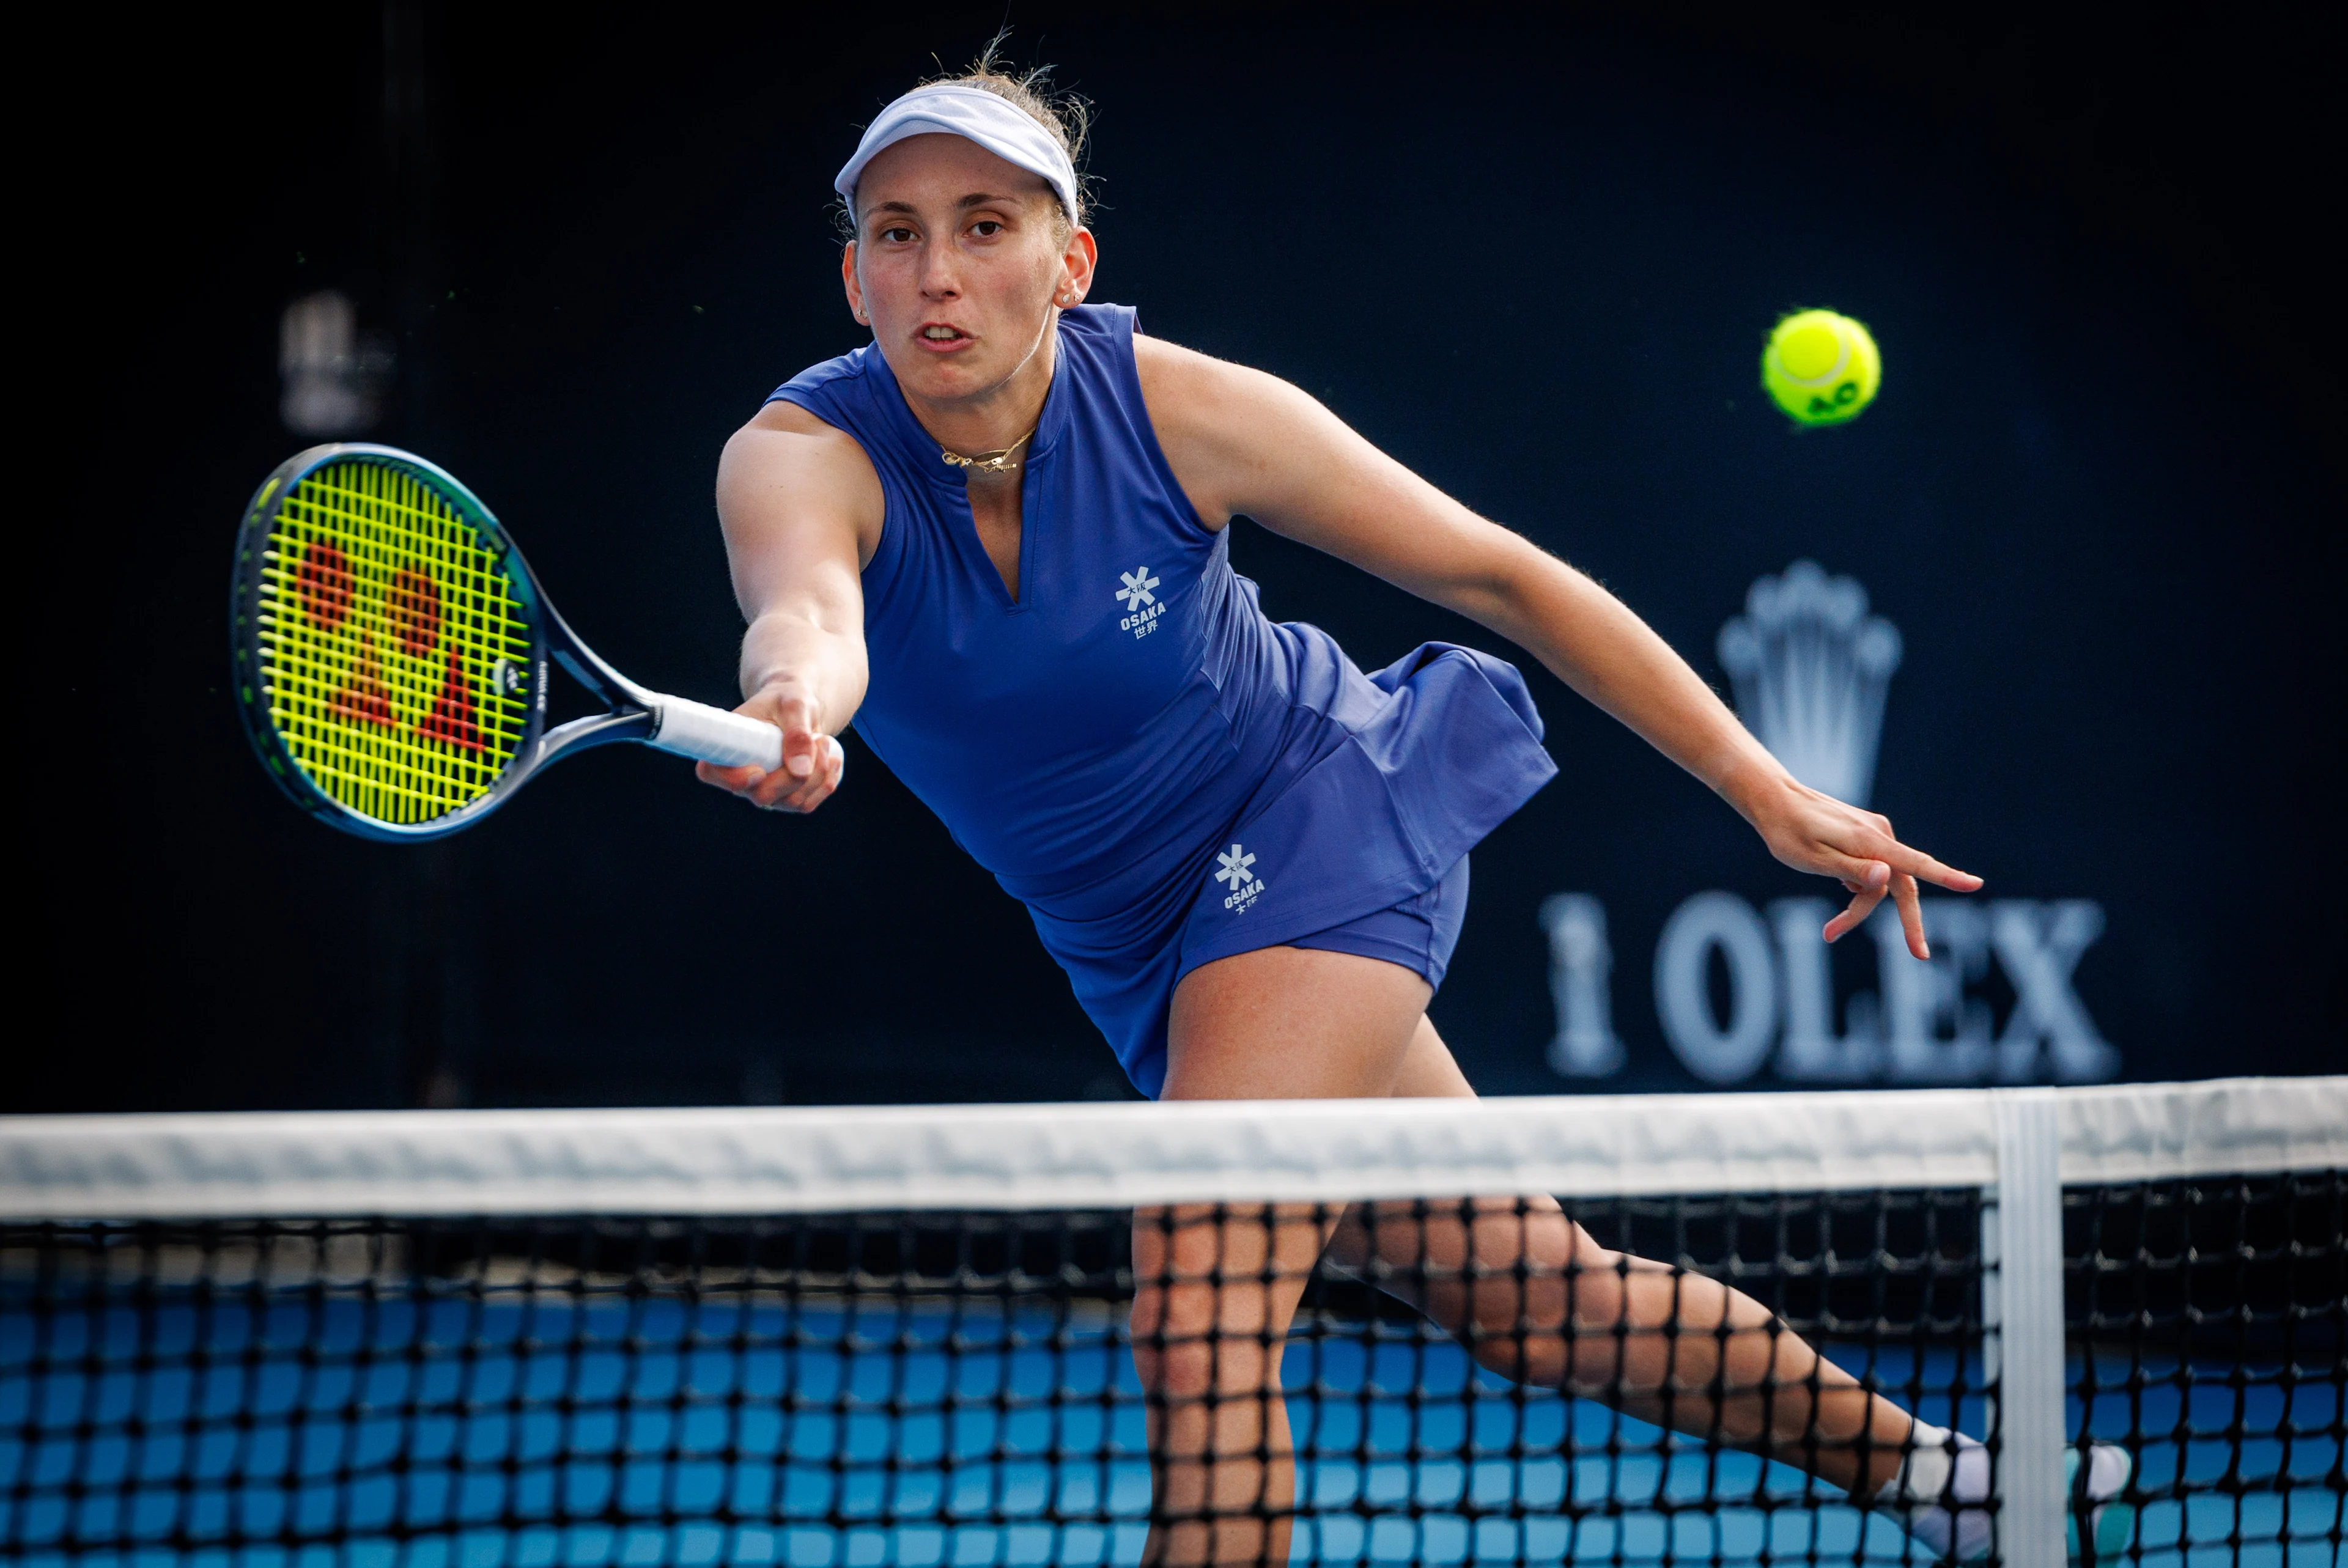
[698,401,881,814]
[1134,337,1981,955]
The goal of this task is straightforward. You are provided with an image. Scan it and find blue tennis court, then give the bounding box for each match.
[6,1287,2335,1567]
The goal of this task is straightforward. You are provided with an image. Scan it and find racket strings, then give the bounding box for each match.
[256,461,534,823]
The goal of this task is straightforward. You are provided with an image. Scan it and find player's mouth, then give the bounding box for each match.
[915,323,975,353]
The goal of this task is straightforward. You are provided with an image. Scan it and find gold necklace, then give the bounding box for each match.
[939,425,1038,476]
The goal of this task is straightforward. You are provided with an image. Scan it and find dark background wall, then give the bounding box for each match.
[23,4,2340,1112]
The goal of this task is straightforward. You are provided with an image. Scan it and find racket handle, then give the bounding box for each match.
[648,697,785,770]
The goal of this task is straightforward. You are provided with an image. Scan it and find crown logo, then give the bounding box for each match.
[1716,560,1903,807]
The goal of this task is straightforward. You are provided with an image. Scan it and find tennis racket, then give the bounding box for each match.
[231,443,816,840]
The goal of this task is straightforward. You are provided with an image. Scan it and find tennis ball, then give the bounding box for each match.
[1761,309,1881,425]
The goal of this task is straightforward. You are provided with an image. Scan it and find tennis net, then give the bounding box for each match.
[3,1079,2340,1568]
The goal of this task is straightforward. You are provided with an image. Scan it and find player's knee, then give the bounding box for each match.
[1129,1283,1224,1398]
[1460,1323,1541,1384]
[1130,1318,1219,1404]
[1443,1292,1575,1385]
[1134,1335,1221,1404]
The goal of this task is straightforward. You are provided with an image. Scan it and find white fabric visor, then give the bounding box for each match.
[833,85,1077,223]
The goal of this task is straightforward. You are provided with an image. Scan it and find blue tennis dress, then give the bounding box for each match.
[769,306,1556,1095]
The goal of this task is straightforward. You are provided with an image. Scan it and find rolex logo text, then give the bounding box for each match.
[1541,562,2117,1087]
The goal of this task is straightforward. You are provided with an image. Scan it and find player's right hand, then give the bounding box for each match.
[695,687,844,814]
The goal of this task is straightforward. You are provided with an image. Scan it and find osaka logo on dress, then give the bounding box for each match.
[1115,567,1163,638]
[1215,842,1264,912]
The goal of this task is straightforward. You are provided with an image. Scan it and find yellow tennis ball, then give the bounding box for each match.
[1762,309,1881,425]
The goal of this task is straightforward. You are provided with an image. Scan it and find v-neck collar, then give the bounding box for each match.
[866,323,1071,495]
[866,323,1072,611]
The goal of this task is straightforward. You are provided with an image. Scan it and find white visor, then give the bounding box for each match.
[833,84,1077,224]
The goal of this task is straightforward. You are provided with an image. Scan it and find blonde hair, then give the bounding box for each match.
[840,36,1094,239]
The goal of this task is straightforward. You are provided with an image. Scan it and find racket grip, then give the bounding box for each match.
[648,698,785,771]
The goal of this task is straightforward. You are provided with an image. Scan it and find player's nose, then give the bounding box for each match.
[918,238,961,296]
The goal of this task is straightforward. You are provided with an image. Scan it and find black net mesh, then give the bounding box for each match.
[2,1175,2340,1567]
[2065,1171,2347,1566]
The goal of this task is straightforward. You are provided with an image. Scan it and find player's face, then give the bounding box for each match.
[844,134,1091,408]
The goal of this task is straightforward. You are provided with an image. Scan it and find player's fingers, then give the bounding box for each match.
[1877,837,1984,894]
[1808,847,1891,891]
[1890,870,1930,959]
[781,722,822,779]
[747,762,807,809]
[792,753,843,813]
[796,737,847,809]
[1813,806,1976,891]
[1823,880,1887,944]
[776,756,836,812]
[696,759,764,796]
[785,732,843,792]
[1818,858,1889,941]
[750,738,844,814]
[753,691,819,778]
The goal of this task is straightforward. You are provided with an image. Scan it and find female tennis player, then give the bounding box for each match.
[698,58,2126,1568]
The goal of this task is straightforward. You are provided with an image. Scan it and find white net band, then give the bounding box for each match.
[5,1076,2339,1218]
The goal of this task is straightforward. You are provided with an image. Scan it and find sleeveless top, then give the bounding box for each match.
[769,306,1556,1090]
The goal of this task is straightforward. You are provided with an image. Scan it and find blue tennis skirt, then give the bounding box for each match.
[1028,638,1552,1098]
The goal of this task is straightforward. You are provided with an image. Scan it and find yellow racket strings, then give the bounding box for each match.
[256,462,533,823]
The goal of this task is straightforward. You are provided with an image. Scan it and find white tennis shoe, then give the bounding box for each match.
[1949,1444,2133,1567]
[2065,1443,2136,1568]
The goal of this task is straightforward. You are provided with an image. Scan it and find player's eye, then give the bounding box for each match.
[879,226,915,244]
[969,220,1003,237]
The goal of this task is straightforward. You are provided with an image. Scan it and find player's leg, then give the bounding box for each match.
[1129,1198,1335,1568]
[1135,945,1431,1567]
[1338,1021,2152,1565]
[1322,1019,1915,1493]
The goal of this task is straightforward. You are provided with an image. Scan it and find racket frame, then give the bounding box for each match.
[231,444,703,841]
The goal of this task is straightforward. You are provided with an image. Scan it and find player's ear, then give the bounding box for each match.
[841,241,868,326]
[1058,227,1097,307]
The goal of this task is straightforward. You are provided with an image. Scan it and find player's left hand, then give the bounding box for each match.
[1742,775,1982,959]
